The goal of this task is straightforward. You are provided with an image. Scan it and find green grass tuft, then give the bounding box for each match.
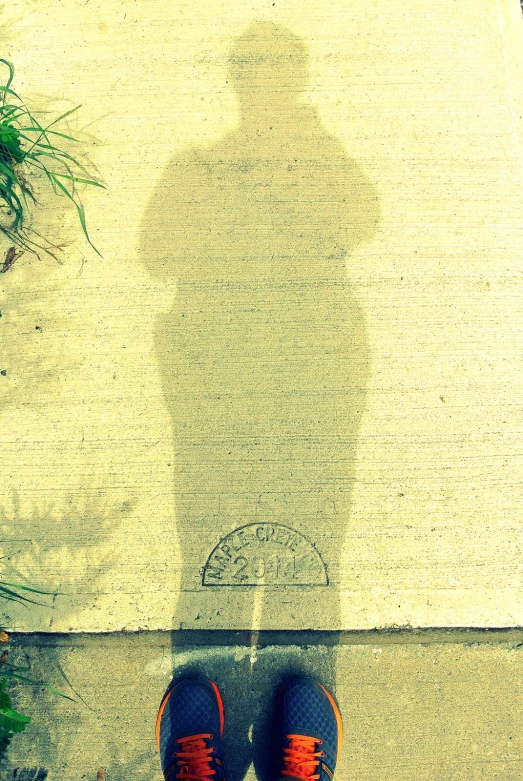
[0,58,106,269]
[0,577,75,759]
[0,678,30,758]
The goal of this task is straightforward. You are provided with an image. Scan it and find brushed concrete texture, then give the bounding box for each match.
[2,631,523,781]
[0,1,523,631]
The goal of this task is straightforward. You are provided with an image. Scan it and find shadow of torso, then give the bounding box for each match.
[141,101,379,603]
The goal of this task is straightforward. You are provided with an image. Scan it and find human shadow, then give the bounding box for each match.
[139,20,380,781]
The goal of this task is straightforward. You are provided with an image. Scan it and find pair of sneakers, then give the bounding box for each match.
[156,676,343,781]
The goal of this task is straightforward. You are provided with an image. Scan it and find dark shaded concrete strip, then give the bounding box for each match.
[8,626,523,647]
[3,632,523,780]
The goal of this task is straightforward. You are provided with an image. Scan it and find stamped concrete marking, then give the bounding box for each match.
[202,522,328,586]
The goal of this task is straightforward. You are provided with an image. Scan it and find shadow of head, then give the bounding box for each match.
[227,21,309,114]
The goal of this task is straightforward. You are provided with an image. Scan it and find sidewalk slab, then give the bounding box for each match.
[2,631,523,780]
[1,1,523,631]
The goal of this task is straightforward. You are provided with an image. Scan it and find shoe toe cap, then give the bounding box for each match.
[159,679,222,754]
[278,678,340,761]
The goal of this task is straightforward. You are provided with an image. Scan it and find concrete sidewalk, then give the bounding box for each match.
[1,2,523,778]
[2,630,523,781]
[2,0,523,634]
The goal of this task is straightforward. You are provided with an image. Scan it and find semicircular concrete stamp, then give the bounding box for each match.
[202,522,328,586]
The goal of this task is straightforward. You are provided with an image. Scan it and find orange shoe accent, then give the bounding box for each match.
[281,734,323,780]
[156,687,173,751]
[173,733,216,781]
[209,680,225,736]
[317,683,343,761]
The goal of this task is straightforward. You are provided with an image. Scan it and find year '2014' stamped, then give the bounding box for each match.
[202,522,328,586]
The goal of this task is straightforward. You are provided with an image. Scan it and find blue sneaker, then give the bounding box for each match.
[275,676,343,781]
[155,677,226,781]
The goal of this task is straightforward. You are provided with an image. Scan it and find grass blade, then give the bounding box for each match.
[0,581,56,596]
[18,127,80,142]
[22,105,81,155]
[25,141,95,177]
[52,172,106,188]
[0,59,15,92]
[0,86,20,99]
[0,159,21,185]
[0,671,75,701]
[48,172,102,256]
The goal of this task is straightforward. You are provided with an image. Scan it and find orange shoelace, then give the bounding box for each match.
[281,734,325,780]
[173,733,217,781]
